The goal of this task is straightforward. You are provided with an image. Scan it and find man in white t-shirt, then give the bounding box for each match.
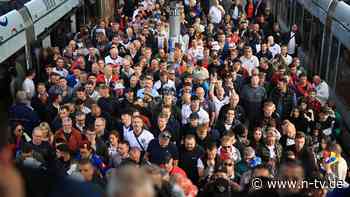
[22,70,36,99]
[181,95,210,125]
[281,45,293,66]
[211,86,230,116]
[105,47,124,66]
[124,116,154,151]
[209,0,225,24]
[267,36,281,58]
[240,46,259,75]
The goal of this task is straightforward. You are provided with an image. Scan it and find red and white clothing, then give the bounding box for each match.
[96,74,119,87]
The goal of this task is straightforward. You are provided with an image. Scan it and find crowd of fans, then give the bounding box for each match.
[7,0,350,196]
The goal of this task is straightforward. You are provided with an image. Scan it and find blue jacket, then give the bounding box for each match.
[9,102,40,133]
[76,153,109,175]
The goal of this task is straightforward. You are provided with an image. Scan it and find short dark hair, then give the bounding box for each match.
[76,86,85,92]
[79,158,93,166]
[119,140,130,148]
[184,134,196,141]
[295,131,305,139]
[25,69,36,77]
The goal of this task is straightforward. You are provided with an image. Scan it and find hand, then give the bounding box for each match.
[207,160,215,166]
[322,160,333,174]
[0,148,24,197]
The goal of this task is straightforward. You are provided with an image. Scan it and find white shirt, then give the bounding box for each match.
[181,106,210,125]
[53,67,69,77]
[269,43,281,58]
[314,81,329,105]
[337,157,348,182]
[122,125,132,140]
[188,46,204,61]
[22,78,35,99]
[212,96,229,115]
[105,55,124,66]
[153,80,176,92]
[282,54,293,66]
[232,6,239,20]
[288,32,296,55]
[209,6,222,24]
[88,91,100,101]
[267,145,276,159]
[240,55,260,75]
[124,129,154,151]
[286,138,295,146]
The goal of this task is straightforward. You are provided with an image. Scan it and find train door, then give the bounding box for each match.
[289,0,297,28]
[310,16,324,75]
[295,2,304,33]
[335,46,350,110]
[0,48,27,104]
[301,9,313,70]
[277,0,290,27]
[327,36,341,88]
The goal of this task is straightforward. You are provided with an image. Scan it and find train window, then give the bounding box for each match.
[278,0,289,26]
[327,36,340,86]
[295,3,304,34]
[302,10,313,51]
[335,46,350,109]
[310,18,323,74]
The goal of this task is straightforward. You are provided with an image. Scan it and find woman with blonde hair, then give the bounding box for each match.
[39,122,54,145]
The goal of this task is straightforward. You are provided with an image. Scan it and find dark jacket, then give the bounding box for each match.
[97,96,120,118]
[269,87,297,119]
[282,31,302,46]
[257,143,283,163]
[218,104,246,123]
[179,145,205,184]
[215,119,242,137]
[31,96,50,122]
[288,145,319,178]
[240,85,267,122]
[9,102,40,134]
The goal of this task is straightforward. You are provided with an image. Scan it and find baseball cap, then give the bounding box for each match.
[183,72,193,79]
[99,83,109,89]
[168,68,176,75]
[159,131,172,139]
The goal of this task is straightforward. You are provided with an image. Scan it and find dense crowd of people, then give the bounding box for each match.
[7,0,350,196]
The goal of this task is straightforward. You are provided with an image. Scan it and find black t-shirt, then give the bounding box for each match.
[179,146,205,184]
[146,139,179,165]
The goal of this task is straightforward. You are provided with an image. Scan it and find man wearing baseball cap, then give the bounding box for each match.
[146,130,179,165]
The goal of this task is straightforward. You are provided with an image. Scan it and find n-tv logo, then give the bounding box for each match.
[0,16,8,27]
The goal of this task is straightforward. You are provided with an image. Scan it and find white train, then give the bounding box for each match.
[0,0,81,66]
[270,0,350,128]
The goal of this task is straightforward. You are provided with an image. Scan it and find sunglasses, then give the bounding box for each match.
[224,163,233,166]
[222,146,231,149]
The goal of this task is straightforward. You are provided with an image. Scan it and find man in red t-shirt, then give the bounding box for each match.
[160,153,187,177]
